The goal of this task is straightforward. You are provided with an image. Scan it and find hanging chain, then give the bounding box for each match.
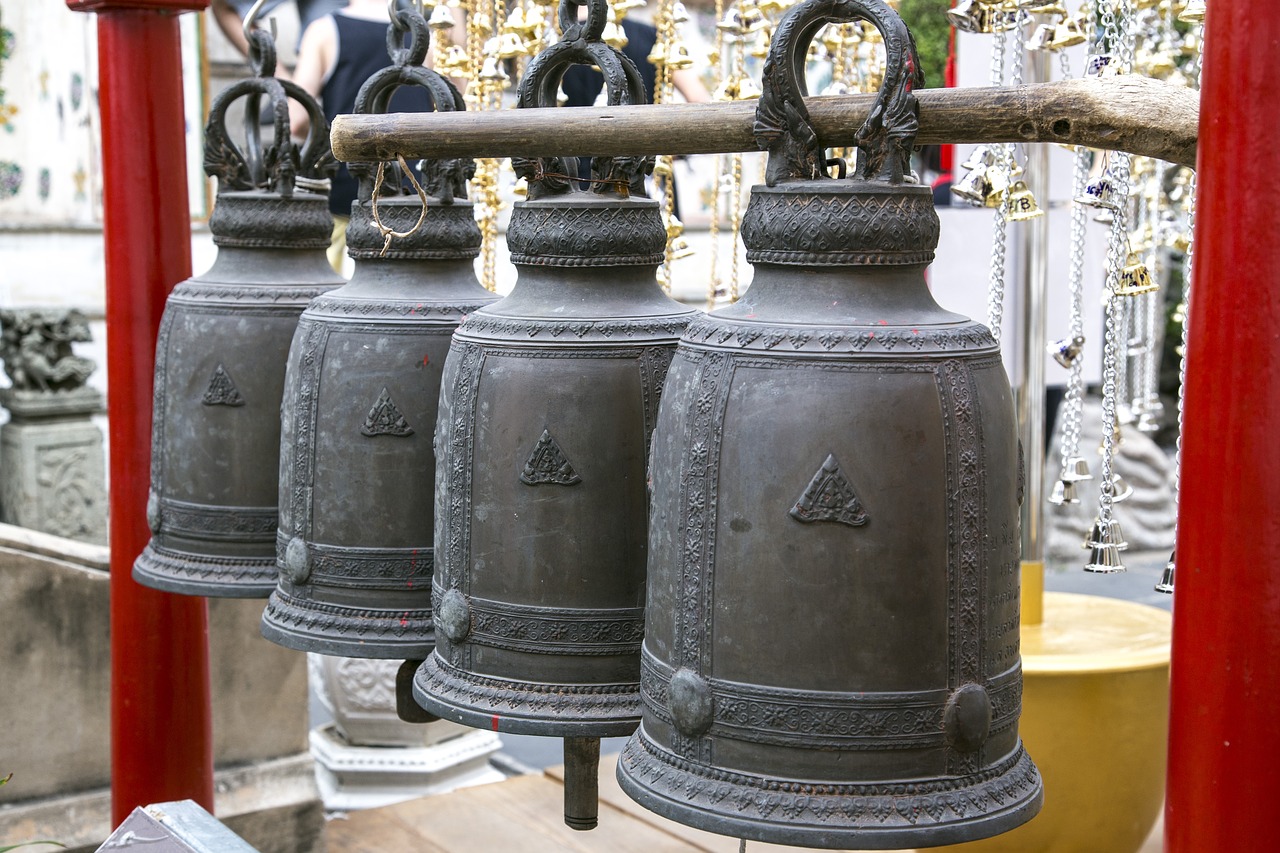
[1059,145,1091,473]
[985,25,1009,343]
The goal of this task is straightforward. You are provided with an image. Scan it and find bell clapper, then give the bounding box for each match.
[563,736,601,831]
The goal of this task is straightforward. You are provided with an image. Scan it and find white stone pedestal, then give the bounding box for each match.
[310,723,504,812]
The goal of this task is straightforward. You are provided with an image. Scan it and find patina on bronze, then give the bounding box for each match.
[616,0,1043,847]
[133,28,344,598]
[260,8,496,659]
[410,0,698,828]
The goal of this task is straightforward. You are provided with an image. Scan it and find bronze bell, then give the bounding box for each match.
[260,9,497,658]
[616,0,1042,846]
[411,0,698,830]
[134,28,344,597]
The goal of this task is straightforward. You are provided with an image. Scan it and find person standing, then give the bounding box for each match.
[211,0,348,64]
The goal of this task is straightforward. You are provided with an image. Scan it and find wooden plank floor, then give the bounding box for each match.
[322,753,1164,852]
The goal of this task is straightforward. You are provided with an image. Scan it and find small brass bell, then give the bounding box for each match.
[497,31,528,59]
[478,55,510,83]
[671,0,690,22]
[668,235,695,259]
[1050,17,1087,48]
[984,167,1011,208]
[1115,258,1157,296]
[1085,53,1116,76]
[1177,0,1206,24]
[428,4,456,30]
[947,0,991,33]
[602,20,629,49]
[134,25,343,597]
[1026,23,1055,50]
[666,41,695,70]
[1006,180,1044,221]
[1155,552,1175,593]
[1111,472,1135,503]
[1084,542,1127,573]
[651,156,673,179]
[1049,478,1080,506]
[437,45,471,76]
[1049,334,1085,368]
[1084,516,1129,552]
[1076,175,1121,210]
[961,145,998,171]
[716,7,746,33]
[951,167,992,206]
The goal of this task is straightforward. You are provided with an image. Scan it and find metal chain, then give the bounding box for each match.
[986,26,1009,343]
[1098,150,1132,521]
[1059,146,1091,471]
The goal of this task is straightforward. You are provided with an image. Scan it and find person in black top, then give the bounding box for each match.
[291,0,453,271]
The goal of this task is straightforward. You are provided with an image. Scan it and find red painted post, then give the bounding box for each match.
[1166,7,1280,851]
[65,0,214,825]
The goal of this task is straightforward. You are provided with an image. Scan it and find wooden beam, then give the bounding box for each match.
[332,76,1198,169]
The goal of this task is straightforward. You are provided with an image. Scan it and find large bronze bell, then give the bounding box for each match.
[261,9,497,658]
[134,29,343,597]
[411,0,697,828]
[616,0,1043,847]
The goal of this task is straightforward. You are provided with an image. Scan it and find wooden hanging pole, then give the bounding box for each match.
[332,76,1198,168]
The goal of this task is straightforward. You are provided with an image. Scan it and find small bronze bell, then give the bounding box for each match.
[261,9,497,659]
[134,27,343,597]
[412,0,698,830]
[951,166,992,206]
[1050,334,1086,368]
[428,4,456,30]
[617,1,1041,846]
[1006,180,1044,221]
[1115,257,1158,296]
[1178,0,1206,24]
[947,0,991,33]
[1049,17,1087,49]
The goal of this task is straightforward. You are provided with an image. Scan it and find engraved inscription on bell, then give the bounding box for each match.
[790,452,868,527]
[361,387,414,437]
[202,363,245,407]
[519,428,582,486]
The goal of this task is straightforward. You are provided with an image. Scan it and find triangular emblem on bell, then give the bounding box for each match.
[519,429,583,486]
[202,363,246,407]
[361,387,414,437]
[1155,552,1176,593]
[790,453,868,527]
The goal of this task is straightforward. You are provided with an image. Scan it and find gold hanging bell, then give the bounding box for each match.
[478,54,510,83]
[1006,180,1044,221]
[602,19,629,50]
[428,3,456,30]
[1177,0,1206,24]
[946,0,992,33]
[1115,257,1157,296]
[497,31,528,59]
[1049,17,1087,49]
[665,41,695,70]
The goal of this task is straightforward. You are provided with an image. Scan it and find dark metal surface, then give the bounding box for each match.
[413,0,697,741]
[615,0,1042,847]
[259,7,497,657]
[133,26,343,598]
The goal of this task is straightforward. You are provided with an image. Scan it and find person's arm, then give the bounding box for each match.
[290,15,337,137]
[211,0,253,57]
[671,67,711,104]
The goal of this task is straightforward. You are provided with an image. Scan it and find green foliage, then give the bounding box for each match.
[898,0,953,89]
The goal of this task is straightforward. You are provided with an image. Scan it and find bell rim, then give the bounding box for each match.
[132,541,276,599]
[259,591,435,659]
[616,730,1043,849]
[412,651,641,737]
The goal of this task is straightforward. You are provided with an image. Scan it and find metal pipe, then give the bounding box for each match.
[64,0,215,826]
[1016,39,1051,626]
[1166,4,1280,849]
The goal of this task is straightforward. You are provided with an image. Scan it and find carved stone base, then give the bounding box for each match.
[0,387,106,544]
[310,723,504,812]
[414,652,641,738]
[616,732,1043,850]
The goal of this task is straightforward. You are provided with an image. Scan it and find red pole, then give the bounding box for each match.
[1166,7,1280,851]
[66,0,214,825]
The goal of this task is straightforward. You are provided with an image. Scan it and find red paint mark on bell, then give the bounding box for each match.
[400,615,409,627]
[878,319,888,325]
[912,329,919,335]
[423,354,430,366]
[869,332,876,338]
[491,715,501,731]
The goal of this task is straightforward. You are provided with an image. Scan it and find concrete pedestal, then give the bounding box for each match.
[0,387,107,544]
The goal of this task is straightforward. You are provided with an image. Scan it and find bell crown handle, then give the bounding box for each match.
[204,24,335,197]
[350,7,474,205]
[513,0,654,199]
[755,0,924,187]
